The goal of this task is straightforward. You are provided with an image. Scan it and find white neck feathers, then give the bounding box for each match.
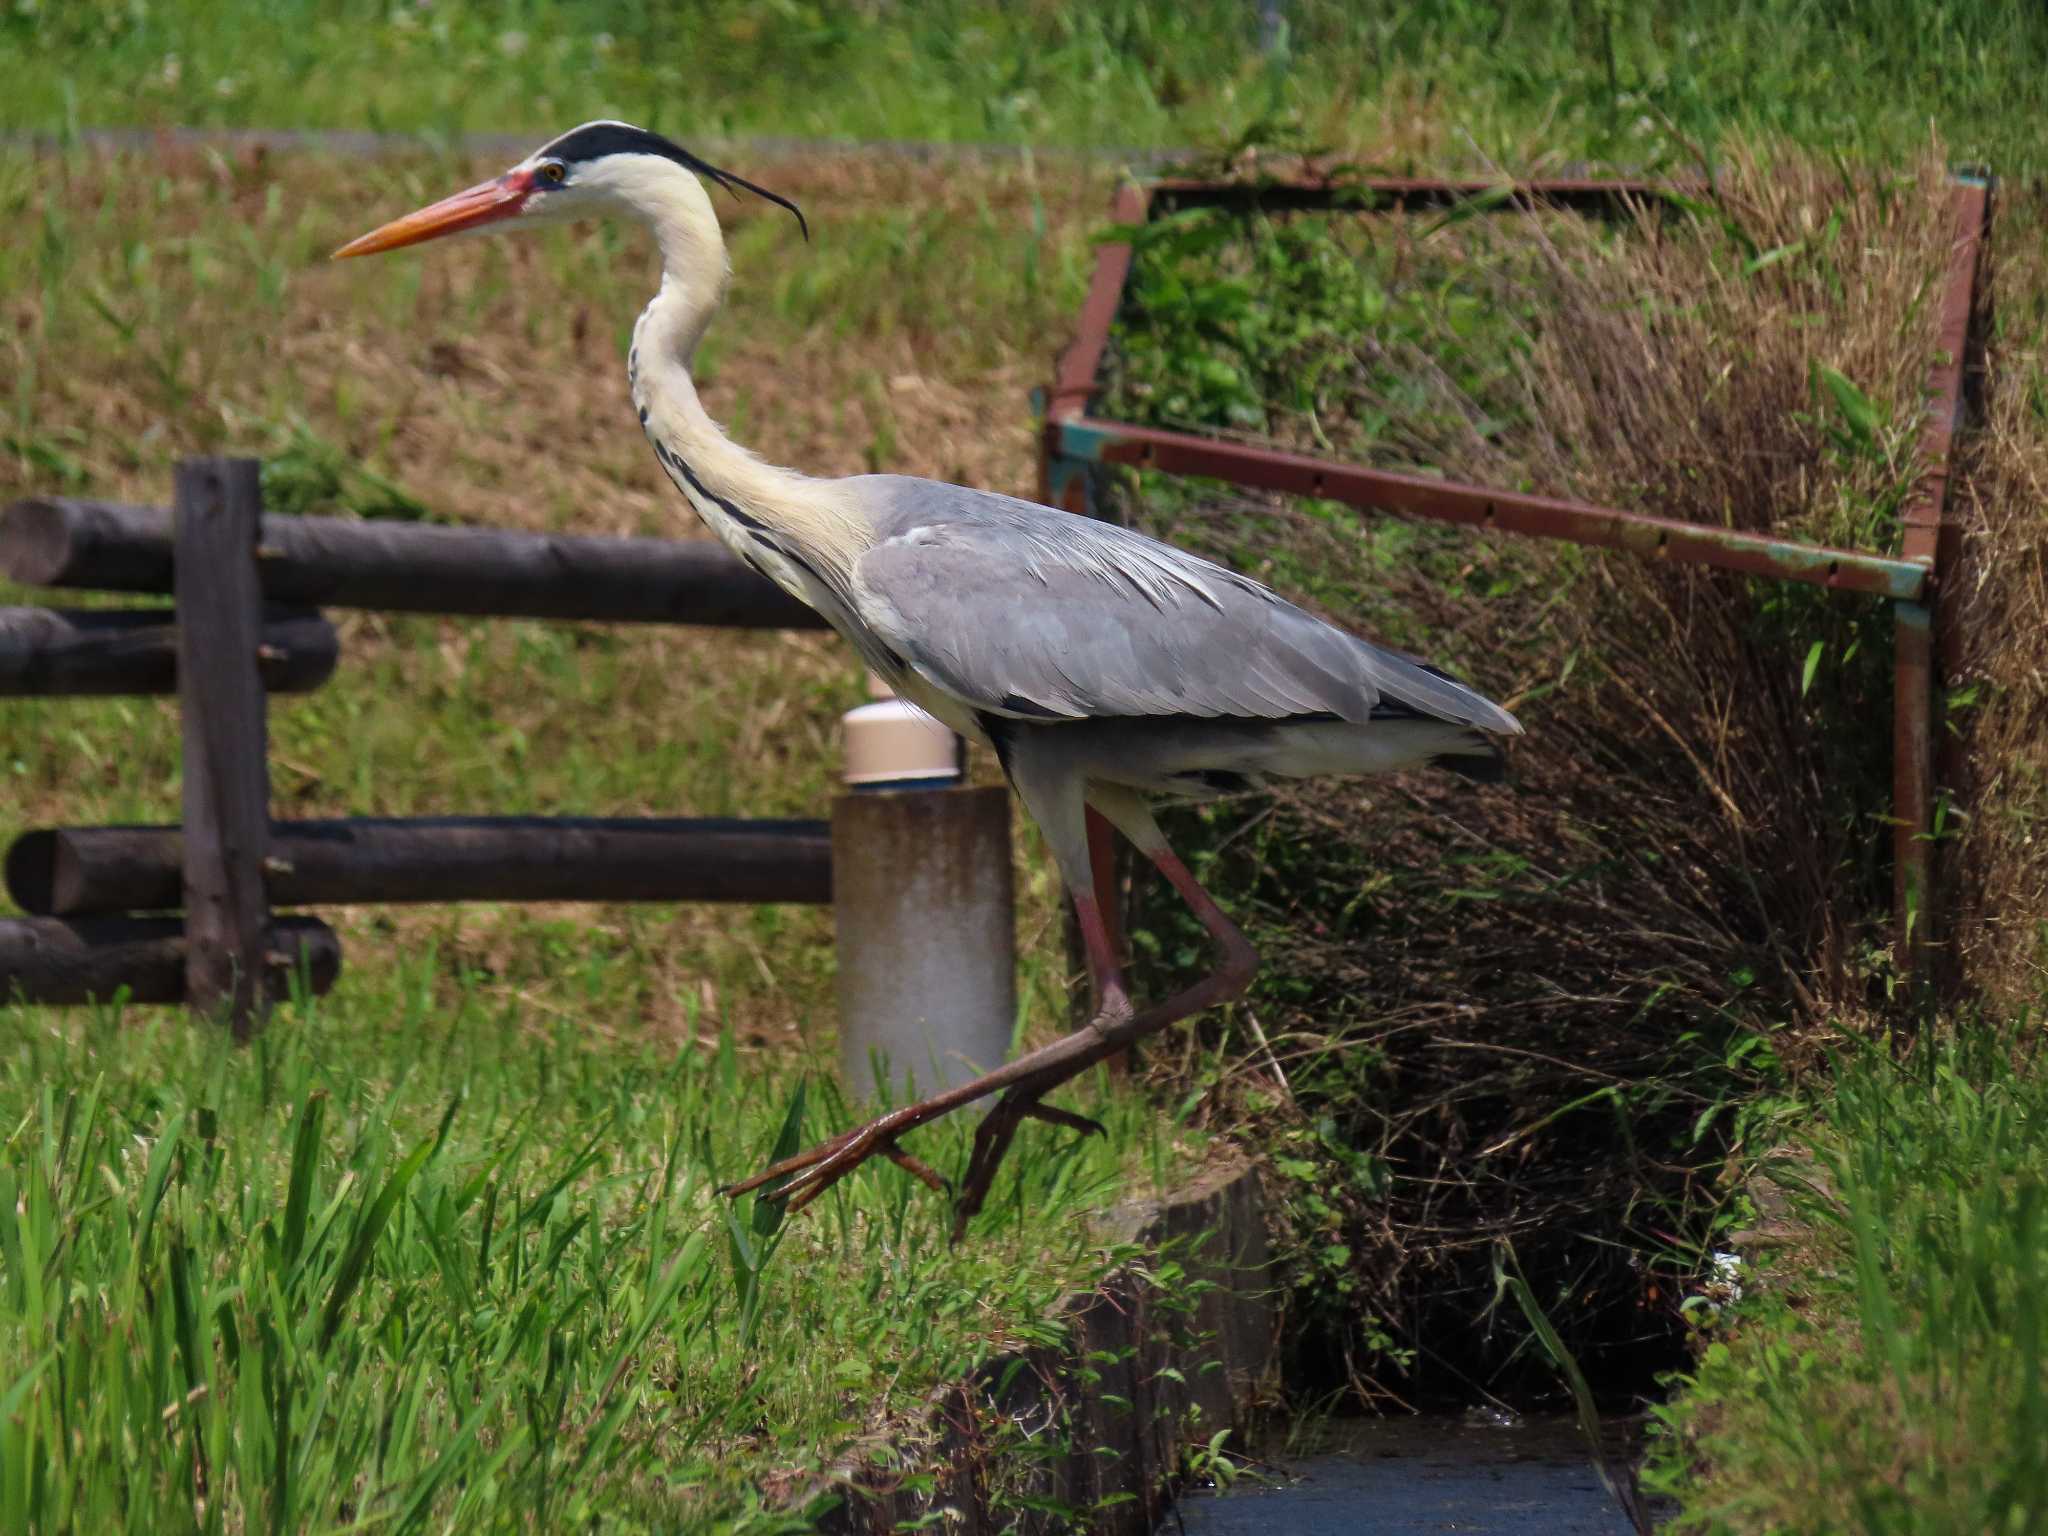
[606,157,866,580]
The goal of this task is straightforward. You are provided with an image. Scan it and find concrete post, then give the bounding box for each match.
[832,785,1016,1103]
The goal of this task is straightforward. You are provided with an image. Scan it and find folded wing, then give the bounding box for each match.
[845,476,1520,734]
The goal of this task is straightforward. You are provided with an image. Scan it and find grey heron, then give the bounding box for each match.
[336,122,1522,1237]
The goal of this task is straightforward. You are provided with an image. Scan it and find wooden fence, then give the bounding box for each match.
[1,456,838,1035]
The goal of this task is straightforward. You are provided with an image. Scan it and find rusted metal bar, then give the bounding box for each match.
[1040,180,1147,1034]
[1145,171,1691,217]
[1046,181,1150,425]
[1054,416,1927,599]
[1892,177,1991,979]
[1901,181,1990,572]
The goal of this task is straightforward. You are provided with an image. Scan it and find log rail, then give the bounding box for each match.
[1,464,840,1028]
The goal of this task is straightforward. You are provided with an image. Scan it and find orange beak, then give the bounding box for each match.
[330,172,534,259]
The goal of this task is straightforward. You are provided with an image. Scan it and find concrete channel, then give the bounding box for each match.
[1166,1415,1659,1534]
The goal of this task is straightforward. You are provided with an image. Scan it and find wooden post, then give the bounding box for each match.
[175,458,272,1036]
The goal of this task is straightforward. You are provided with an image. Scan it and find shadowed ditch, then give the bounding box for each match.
[1166,1415,1662,1534]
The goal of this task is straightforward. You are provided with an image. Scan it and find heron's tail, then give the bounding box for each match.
[1362,647,1523,736]
[1263,717,1509,782]
[1431,728,1508,783]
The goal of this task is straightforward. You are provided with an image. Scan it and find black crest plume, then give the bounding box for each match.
[538,120,809,241]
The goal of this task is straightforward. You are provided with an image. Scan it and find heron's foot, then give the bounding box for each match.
[1018,1100,1106,1138]
[719,1084,1104,1225]
[721,1102,935,1214]
[723,998,1133,1230]
[950,1087,1105,1242]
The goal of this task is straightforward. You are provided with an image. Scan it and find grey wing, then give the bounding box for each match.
[844,476,1520,733]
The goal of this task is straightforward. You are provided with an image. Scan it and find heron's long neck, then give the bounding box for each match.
[630,253,782,509]
[631,192,863,583]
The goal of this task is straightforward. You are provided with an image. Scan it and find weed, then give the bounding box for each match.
[0,984,1182,1533]
[1108,148,1956,1403]
[1647,1018,2048,1532]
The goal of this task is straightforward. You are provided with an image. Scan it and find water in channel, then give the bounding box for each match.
[1162,1413,1662,1534]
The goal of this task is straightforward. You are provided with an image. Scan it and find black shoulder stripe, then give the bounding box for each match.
[977,713,1018,779]
[998,693,1063,719]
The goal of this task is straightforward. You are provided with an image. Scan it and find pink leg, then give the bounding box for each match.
[1083,804,1137,1076]
[725,825,1258,1238]
[1072,888,1132,1023]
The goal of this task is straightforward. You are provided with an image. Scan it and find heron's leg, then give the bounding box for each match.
[1083,804,1126,1016]
[724,778,1257,1227]
[1084,783,1261,1018]
[946,789,1258,1235]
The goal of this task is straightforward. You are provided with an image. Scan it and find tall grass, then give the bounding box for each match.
[0,970,1183,1533]
[7,0,2048,172]
[1647,1020,2048,1532]
[1102,150,1954,1402]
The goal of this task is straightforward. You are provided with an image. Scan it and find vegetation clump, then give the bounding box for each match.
[0,983,1182,1533]
[1647,1023,2048,1533]
[1103,149,1970,1403]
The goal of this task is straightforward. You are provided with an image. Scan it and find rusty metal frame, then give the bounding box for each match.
[1042,169,1989,975]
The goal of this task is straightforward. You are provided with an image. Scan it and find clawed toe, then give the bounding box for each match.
[720,1124,862,1199]
[883,1145,948,1193]
[723,1106,938,1215]
[1020,1101,1105,1138]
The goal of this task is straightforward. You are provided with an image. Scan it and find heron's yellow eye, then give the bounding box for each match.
[540,162,566,184]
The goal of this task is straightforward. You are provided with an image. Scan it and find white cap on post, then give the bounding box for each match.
[841,672,963,789]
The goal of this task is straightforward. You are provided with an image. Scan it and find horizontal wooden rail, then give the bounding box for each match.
[0,605,336,696]
[6,816,834,915]
[0,498,830,629]
[0,915,339,1006]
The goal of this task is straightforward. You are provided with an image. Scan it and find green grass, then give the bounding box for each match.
[1646,1021,2048,1533]
[8,0,2048,172]
[4,0,2048,1524]
[1104,202,1558,473]
[0,977,1191,1534]
[0,143,1157,1536]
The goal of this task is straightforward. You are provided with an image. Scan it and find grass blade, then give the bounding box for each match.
[319,1134,435,1350]
[281,1091,326,1272]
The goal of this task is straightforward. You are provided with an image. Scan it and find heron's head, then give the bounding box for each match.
[332,120,806,260]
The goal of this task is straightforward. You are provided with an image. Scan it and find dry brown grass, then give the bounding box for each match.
[1116,146,1976,1398]
[0,144,1104,1046]
[1947,183,2048,1009]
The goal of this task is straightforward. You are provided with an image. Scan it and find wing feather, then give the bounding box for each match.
[845,476,1519,734]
